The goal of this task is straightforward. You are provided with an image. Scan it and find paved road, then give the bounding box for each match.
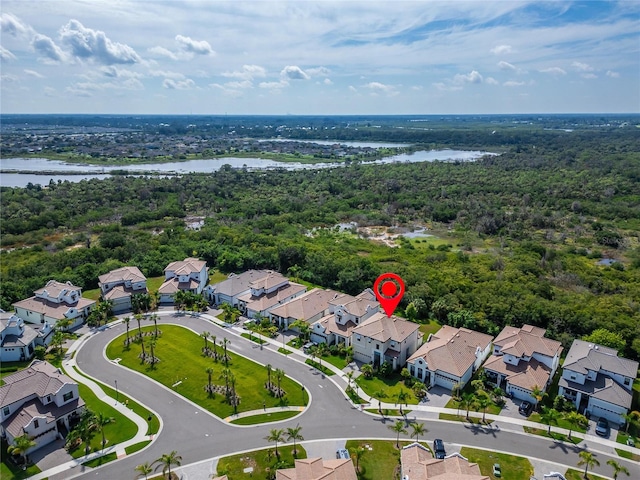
[65,314,639,480]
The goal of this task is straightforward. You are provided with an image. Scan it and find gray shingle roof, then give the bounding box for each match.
[563,339,638,378]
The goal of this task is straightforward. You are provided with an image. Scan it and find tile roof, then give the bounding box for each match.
[408,326,493,377]
[241,283,307,313]
[270,289,339,321]
[483,355,551,391]
[276,457,357,480]
[562,339,638,378]
[494,324,562,359]
[158,278,199,294]
[329,290,379,317]
[212,270,273,297]
[2,397,84,438]
[315,314,357,339]
[353,312,420,343]
[401,443,488,480]
[98,266,146,285]
[103,285,134,301]
[0,360,77,407]
[250,272,290,291]
[12,296,95,320]
[165,257,207,275]
[559,375,633,409]
[34,280,81,297]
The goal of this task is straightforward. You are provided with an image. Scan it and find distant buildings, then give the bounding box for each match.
[98,266,148,314]
[204,269,273,307]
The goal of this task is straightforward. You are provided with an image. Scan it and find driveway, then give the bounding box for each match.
[500,396,527,420]
[419,386,451,409]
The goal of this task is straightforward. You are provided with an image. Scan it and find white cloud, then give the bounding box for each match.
[364,81,397,96]
[148,70,185,80]
[1,46,16,61]
[44,86,56,97]
[581,73,597,79]
[433,82,462,92]
[498,61,516,71]
[453,70,483,85]
[71,78,144,91]
[0,13,32,38]
[60,20,141,65]
[503,80,525,87]
[348,85,358,93]
[222,64,266,81]
[259,80,288,90]
[24,69,44,78]
[147,46,178,60]
[163,78,196,89]
[606,70,619,78]
[175,35,214,56]
[281,65,309,80]
[32,34,66,63]
[307,66,331,77]
[491,45,512,55]
[572,61,594,72]
[100,66,142,79]
[323,78,333,85]
[225,80,253,89]
[540,67,566,76]
[485,77,499,85]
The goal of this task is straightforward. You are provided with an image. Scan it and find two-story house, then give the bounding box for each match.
[158,258,208,304]
[1,360,84,454]
[310,290,379,347]
[0,312,53,362]
[351,311,421,370]
[204,269,273,307]
[559,340,639,426]
[13,280,95,329]
[406,325,494,391]
[401,442,488,480]
[98,266,148,314]
[270,288,340,330]
[482,324,562,403]
[236,272,307,319]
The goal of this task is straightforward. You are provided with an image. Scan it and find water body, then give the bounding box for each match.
[261,139,411,148]
[1,149,493,188]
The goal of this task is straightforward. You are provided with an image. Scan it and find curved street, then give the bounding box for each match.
[53,312,639,480]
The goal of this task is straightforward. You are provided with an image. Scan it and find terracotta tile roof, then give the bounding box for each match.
[98,266,146,285]
[158,278,199,294]
[250,272,289,291]
[494,324,562,359]
[353,312,420,343]
[165,257,207,275]
[212,270,272,297]
[34,280,81,298]
[276,457,357,480]
[103,285,134,301]
[242,283,307,313]
[12,296,95,320]
[408,326,493,377]
[401,443,488,480]
[270,289,339,321]
[483,355,551,391]
[0,360,76,407]
[562,339,638,378]
[315,314,357,339]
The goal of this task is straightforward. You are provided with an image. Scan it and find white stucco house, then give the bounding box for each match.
[0,312,53,362]
[1,360,85,454]
[270,288,340,329]
[13,280,95,329]
[406,325,494,391]
[401,442,488,480]
[158,257,208,304]
[310,290,379,347]
[236,272,307,319]
[558,339,638,426]
[482,324,563,403]
[98,266,148,314]
[204,269,273,307]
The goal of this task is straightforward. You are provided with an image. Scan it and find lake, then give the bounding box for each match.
[0,149,494,188]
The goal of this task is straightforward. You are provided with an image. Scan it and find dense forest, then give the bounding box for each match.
[1,121,639,360]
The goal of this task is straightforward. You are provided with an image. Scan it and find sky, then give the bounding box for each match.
[1,0,639,115]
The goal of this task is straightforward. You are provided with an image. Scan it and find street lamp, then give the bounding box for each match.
[115,380,119,403]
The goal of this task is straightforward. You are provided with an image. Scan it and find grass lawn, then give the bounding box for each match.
[564,468,606,480]
[304,359,335,376]
[356,373,418,405]
[615,448,640,462]
[209,270,228,284]
[365,408,411,417]
[125,441,151,455]
[460,447,534,480]
[523,426,581,444]
[0,360,31,381]
[217,445,306,479]
[106,325,306,418]
[418,320,441,338]
[82,452,117,468]
[278,347,292,355]
[146,276,166,292]
[82,288,101,301]
[445,397,502,416]
[321,353,349,370]
[240,332,266,344]
[1,440,41,480]
[439,413,493,425]
[529,412,587,434]
[230,411,301,425]
[345,440,404,480]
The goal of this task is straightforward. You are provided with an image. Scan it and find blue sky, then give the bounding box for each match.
[1,1,638,114]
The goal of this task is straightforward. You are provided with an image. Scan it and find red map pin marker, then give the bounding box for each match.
[373,273,405,317]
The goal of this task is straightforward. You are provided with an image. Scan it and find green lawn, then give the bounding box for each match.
[523,426,581,444]
[321,353,349,370]
[240,332,266,344]
[529,412,587,434]
[82,452,117,468]
[439,413,493,425]
[106,325,306,418]
[564,468,606,480]
[217,445,306,479]
[445,397,502,416]
[345,440,404,480]
[304,359,335,376]
[356,373,419,405]
[0,360,31,381]
[460,447,534,480]
[146,276,166,292]
[230,411,301,425]
[418,320,442,338]
[82,288,101,301]
[1,440,41,480]
[125,441,151,455]
[209,270,228,284]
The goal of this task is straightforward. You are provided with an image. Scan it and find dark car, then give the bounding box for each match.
[595,418,610,437]
[518,401,533,416]
[433,438,446,459]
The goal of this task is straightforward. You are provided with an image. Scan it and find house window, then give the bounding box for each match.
[63,391,74,401]
[376,343,380,350]
[3,407,9,416]
[34,419,39,428]
[47,395,51,403]
[570,375,576,381]
[624,378,631,386]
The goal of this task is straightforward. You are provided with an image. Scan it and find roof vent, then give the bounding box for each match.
[594,346,598,350]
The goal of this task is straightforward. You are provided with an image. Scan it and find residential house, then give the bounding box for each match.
[276,457,357,480]
[351,311,421,370]
[0,312,53,362]
[406,325,494,391]
[158,258,208,304]
[13,280,95,329]
[1,360,85,454]
[310,290,379,347]
[236,272,307,319]
[559,339,639,426]
[483,324,563,403]
[203,269,273,307]
[401,442,489,480]
[98,266,148,314]
[270,288,340,329]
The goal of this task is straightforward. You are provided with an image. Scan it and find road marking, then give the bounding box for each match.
[318,385,323,388]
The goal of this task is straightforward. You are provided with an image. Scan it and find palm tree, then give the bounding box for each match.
[530,384,545,411]
[7,434,36,465]
[275,368,284,398]
[316,342,328,370]
[135,461,153,480]
[147,336,157,366]
[266,363,273,387]
[219,368,233,401]
[173,290,187,312]
[77,410,98,454]
[93,411,115,450]
[206,367,214,397]
[389,420,407,448]
[345,371,355,390]
[410,422,427,442]
[350,446,366,473]
[221,337,231,367]
[52,330,66,357]
[361,363,374,379]
[607,459,630,479]
[154,450,182,479]
[201,331,210,352]
[265,428,285,458]
[540,407,561,435]
[397,389,409,407]
[151,313,159,337]
[123,316,131,345]
[566,411,587,440]
[622,410,639,434]
[211,334,218,360]
[461,392,476,420]
[135,313,144,339]
[577,450,599,479]
[476,394,491,423]
[286,425,304,456]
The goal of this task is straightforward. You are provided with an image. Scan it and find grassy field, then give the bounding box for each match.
[304,359,335,376]
[460,447,534,480]
[444,396,502,416]
[418,320,442,338]
[217,445,306,479]
[106,325,306,418]
[564,468,606,480]
[230,411,301,425]
[523,426,581,444]
[356,373,419,405]
[439,413,493,425]
[321,353,349,370]
[209,270,228,284]
[1,440,41,480]
[528,412,587,434]
[344,440,405,480]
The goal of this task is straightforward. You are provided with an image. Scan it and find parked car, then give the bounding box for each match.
[303,342,316,353]
[493,463,502,477]
[433,438,446,459]
[518,401,533,416]
[595,418,610,437]
[336,448,350,459]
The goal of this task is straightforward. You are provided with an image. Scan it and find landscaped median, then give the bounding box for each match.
[105,324,307,421]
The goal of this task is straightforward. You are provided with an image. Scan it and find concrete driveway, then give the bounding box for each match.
[419,386,451,409]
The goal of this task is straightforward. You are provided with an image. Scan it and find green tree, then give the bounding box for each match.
[275,368,285,398]
[94,411,115,450]
[154,450,182,479]
[265,428,285,458]
[350,446,366,474]
[410,422,427,442]
[530,385,546,411]
[290,319,311,342]
[361,364,374,379]
[51,330,66,357]
[577,450,600,479]
[389,420,407,448]
[583,328,626,351]
[566,411,587,440]
[476,394,491,423]
[286,425,304,456]
[135,461,154,480]
[540,407,561,435]
[606,459,630,480]
[266,363,273,387]
[405,302,418,322]
[201,331,210,352]
[221,337,231,367]
[7,434,36,464]
[123,316,131,345]
[461,392,476,420]
[206,367,214,397]
[397,389,409,407]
